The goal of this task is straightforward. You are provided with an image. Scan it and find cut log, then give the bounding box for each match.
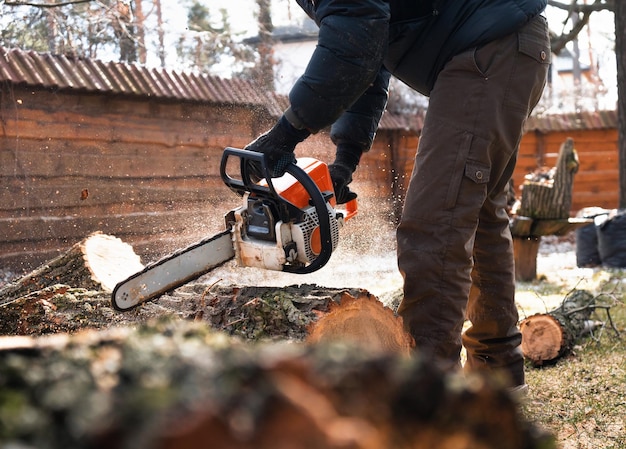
[0,232,143,305]
[520,289,596,366]
[306,291,414,356]
[0,319,555,449]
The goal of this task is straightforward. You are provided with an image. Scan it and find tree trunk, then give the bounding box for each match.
[520,289,596,366]
[133,0,147,64]
[616,0,626,209]
[0,232,143,306]
[518,138,579,219]
[153,0,166,67]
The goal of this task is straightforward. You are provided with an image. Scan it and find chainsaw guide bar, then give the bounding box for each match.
[111,230,234,311]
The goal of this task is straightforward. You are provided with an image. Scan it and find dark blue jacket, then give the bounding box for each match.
[287,0,547,153]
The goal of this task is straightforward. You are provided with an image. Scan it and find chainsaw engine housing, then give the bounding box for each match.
[229,158,342,272]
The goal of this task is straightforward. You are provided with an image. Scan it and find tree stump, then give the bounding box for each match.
[520,289,596,366]
[0,232,143,306]
[509,138,589,281]
[517,137,579,220]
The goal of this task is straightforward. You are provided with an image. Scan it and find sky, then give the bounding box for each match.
[157,0,301,72]
[545,7,617,108]
[159,1,617,105]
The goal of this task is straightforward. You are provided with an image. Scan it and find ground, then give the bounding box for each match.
[0,217,624,448]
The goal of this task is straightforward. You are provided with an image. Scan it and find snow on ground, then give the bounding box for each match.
[516,235,611,317]
[201,233,604,317]
[0,232,612,318]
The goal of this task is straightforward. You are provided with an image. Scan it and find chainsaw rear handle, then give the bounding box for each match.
[220,147,333,274]
[343,198,358,221]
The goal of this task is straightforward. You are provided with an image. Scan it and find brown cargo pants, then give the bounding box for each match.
[396,15,551,387]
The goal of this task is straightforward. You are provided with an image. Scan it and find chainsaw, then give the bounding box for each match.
[111,147,357,311]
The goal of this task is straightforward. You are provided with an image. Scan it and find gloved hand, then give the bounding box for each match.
[245,115,310,180]
[329,163,358,204]
[328,144,362,204]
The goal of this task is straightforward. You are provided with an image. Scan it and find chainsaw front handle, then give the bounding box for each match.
[220,147,333,274]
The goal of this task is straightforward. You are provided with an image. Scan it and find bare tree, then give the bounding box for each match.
[616,1,626,207]
[546,1,625,207]
[254,0,276,92]
[2,0,139,61]
[134,0,147,64]
[547,0,614,55]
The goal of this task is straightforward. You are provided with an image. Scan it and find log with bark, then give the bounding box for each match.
[0,318,556,449]
[520,289,605,366]
[0,232,413,356]
[517,137,579,220]
[0,237,411,355]
[0,232,144,306]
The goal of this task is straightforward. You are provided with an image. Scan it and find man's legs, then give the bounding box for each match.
[397,15,550,384]
[463,161,524,386]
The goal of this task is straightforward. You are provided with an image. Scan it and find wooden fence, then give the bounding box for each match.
[1,83,620,272]
[0,86,412,271]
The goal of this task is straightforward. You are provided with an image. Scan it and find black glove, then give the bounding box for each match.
[328,144,362,204]
[245,115,310,180]
[329,163,357,204]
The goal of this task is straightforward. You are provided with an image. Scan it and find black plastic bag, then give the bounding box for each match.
[596,209,626,268]
[576,223,601,267]
[575,207,609,268]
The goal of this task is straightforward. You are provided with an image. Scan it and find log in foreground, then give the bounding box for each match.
[0,319,555,449]
[520,289,596,366]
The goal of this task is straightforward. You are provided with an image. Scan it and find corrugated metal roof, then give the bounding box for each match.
[0,46,285,116]
[0,46,420,132]
[8,46,616,134]
[525,109,618,132]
